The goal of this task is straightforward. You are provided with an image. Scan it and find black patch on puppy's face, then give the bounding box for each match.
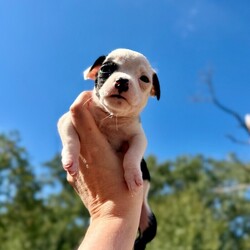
[95,61,118,97]
[95,61,118,90]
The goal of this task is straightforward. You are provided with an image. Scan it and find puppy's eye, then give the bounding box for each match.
[100,62,117,74]
[140,75,150,83]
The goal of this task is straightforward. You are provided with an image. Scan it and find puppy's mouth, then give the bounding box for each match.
[110,94,126,100]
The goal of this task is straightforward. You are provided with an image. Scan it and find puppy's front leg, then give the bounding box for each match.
[123,133,147,192]
[57,112,80,175]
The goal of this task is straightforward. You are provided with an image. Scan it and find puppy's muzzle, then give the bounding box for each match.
[115,78,129,94]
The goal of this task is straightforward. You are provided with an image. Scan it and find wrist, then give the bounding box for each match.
[89,186,143,221]
[79,216,137,250]
[80,188,143,250]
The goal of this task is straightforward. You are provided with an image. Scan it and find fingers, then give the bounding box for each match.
[70,91,93,131]
[70,91,113,169]
[70,92,105,144]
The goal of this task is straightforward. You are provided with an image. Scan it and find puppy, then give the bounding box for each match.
[58,49,160,249]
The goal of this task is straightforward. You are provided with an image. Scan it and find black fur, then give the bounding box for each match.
[141,158,150,181]
[95,61,118,96]
[135,159,157,250]
[134,212,157,250]
[153,73,161,100]
[89,55,106,73]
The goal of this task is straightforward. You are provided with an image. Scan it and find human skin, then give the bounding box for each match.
[67,91,143,250]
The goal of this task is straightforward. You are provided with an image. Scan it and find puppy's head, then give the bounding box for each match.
[84,49,160,116]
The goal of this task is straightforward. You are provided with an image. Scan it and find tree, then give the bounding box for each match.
[0,132,88,250]
[146,155,250,250]
[0,132,44,249]
[192,69,250,145]
[1,131,250,249]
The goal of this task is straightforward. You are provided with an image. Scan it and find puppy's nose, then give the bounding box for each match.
[115,78,129,94]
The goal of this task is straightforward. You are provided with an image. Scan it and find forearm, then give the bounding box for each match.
[78,216,137,250]
[77,186,143,250]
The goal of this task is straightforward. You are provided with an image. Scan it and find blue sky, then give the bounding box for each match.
[1,0,250,168]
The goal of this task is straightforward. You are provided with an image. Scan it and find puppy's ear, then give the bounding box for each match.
[150,73,161,100]
[83,55,106,80]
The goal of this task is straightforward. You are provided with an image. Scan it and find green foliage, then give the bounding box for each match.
[1,132,250,249]
[149,190,225,250]
[0,132,88,250]
[147,155,250,250]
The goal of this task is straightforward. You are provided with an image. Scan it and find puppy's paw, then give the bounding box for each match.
[61,152,79,176]
[124,169,143,192]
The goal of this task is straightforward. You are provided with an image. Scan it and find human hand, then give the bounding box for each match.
[68,91,143,250]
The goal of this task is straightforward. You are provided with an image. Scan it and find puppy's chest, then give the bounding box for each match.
[99,118,139,150]
[91,110,141,151]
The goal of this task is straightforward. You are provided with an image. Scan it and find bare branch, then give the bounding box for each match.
[226,134,250,146]
[204,72,250,137]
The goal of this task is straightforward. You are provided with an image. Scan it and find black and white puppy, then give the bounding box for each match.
[58,48,160,249]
